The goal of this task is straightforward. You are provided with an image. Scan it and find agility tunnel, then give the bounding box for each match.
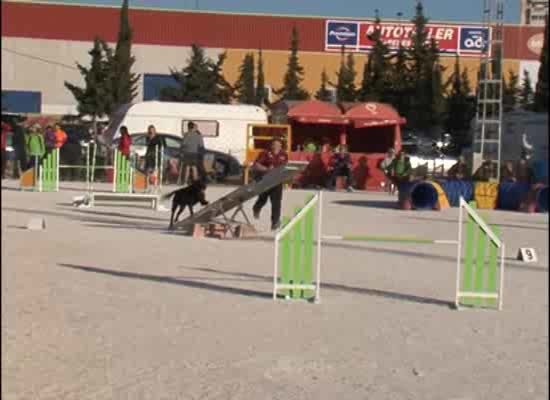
[440,180,474,207]
[398,180,450,210]
[497,182,530,211]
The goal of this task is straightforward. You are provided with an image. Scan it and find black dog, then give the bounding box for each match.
[162,180,209,229]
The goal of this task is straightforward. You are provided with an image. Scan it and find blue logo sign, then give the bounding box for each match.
[459,27,490,53]
[326,21,359,47]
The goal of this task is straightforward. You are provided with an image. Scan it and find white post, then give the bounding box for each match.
[38,164,43,192]
[86,143,90,193]
[455,197,464,309]
[273,234,280,300]
[55,149,60,192]
[112,149,117,193]
[159,146,164,193]
[498,243,505,311]
[90,141,97,193]
[315,191,323,303]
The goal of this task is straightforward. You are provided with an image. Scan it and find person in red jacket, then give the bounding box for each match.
[118,126,132,158]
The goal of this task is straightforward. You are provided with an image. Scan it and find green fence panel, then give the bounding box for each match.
[473,225,488,307]
[114,150,131,193]
[461,214,476,306]
[279,216,292,297]
[302,206,315,299]
[41,149,58,192]
[486,225,500,308]
[291,206,303,299]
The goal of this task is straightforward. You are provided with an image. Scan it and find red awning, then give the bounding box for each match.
[288,100,349,125]
[343,102,406,128]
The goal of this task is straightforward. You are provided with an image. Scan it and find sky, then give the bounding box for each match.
[31,0,521,23]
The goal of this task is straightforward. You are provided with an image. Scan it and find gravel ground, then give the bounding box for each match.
[2,179,548,400]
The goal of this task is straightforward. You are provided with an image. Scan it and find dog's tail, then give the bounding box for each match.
[161,189,178,201]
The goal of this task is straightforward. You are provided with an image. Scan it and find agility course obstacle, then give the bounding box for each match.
[19,149,60,192]
[273,193,321,302]
[455,198,505,310]
[285,195,505,310]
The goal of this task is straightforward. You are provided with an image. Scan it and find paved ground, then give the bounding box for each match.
[2,179,548,400]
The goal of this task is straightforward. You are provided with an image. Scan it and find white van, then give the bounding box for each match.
[104,101,268,164]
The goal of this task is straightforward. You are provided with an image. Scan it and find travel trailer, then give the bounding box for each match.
[104,101,268,164]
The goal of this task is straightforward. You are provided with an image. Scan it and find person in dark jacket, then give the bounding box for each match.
[179,121,207,184]
[252,137,288,231]
[326,144,354,191]
[500,161,516,183]
[448,156,470,179]
[11,123,27,177]
[144,124,166,184]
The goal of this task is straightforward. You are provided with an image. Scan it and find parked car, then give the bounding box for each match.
[112,132,242,182]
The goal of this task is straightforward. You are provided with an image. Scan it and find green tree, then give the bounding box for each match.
[534,14,548,112]
[65,37,113,135]
[445,56,475,149]
[161,44,233,103]
[108,0,139,111]
[335,47,357,102]
[234,53,256,104]
[359,15,390,101]
[255,49,267,106]
[503,69,519,112]
[315,69,333,101]
[520,69,534,109]
[387,44,413,119]
[276,27,309,100]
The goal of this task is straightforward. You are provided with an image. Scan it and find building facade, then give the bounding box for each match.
[1,0,546,114]
[520,0,548,25]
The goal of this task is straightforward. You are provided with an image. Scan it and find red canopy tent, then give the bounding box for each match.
[287,100,349,125]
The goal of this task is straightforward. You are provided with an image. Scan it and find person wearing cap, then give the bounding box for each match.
[252,137,288,231]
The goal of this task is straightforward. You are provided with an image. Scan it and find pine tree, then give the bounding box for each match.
[65,37,113,135]
[359,15,390,102]
[208,52,234,104]
[108,0,139,111]
[520,69,534,110]
[162,46,233,104]
[255,49,267,106]
[387,44,412,118]
[234,53,256,104]
[428,40,447,130]
[445,56,475,149]
[276,27,309,100]
[315,69,333,101]
[503,69,520,112]
[534,14,548,112]
[335,47,357,102]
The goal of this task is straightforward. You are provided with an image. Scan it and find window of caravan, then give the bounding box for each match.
[182,120,219,137]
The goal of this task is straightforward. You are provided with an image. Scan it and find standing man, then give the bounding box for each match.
[252,137,288,231]
[145,124,166,186]
[180,121,207,183]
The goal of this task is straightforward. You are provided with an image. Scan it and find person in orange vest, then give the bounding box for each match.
[53,123,68,149]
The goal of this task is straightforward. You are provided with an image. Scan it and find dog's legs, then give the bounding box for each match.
[188,204,194,216]
[169,202,178,229]
[174,205,184,222]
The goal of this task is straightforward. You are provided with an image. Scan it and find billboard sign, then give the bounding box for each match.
[325,20,491,57]
[325,20,359,50]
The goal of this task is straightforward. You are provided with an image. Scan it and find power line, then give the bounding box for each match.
[1,47,79,71]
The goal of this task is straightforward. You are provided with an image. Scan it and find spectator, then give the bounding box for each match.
[144,125,166,185]
[54,123,68,150]
[379,148,395,193]
[179,121,207,184]
[44,125,57,154]
[304,139,317,153]
[500,161,516,183]
[118,126,132,158]
[516,158,534,185]
[252,137,288,231]
[320,137,332,153]
[472,160,495,182]
[388,151,412,187]
[448,156,470,180]
[326,144,354,192]
[1,122,8,179]
[11,123,27,178]
[25,124,45,169]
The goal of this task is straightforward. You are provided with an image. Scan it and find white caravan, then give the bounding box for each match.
[104,101,268,164]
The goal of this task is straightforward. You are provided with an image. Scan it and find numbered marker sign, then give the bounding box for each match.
[517,248,538,263]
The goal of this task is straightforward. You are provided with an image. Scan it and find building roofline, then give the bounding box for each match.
[4,0,527,26]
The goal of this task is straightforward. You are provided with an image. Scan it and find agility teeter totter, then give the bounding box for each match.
[172,162,308,238]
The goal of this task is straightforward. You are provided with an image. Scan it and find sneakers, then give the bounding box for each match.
[271,221,281,231]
